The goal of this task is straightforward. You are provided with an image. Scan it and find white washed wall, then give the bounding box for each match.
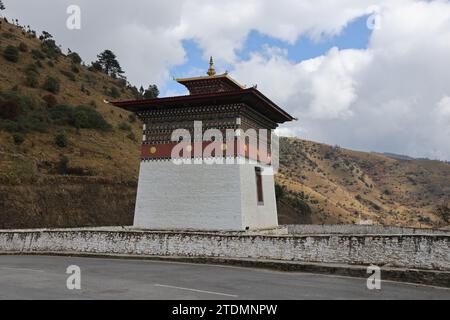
[134,160,279,231]
[134,161,243,231]
[239,163,278,230]
[0,230,449,270]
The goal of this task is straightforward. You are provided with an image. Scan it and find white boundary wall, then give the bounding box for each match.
[0,229,449,271]
[286,224,450,235]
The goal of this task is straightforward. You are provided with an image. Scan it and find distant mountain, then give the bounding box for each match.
[1,20,449,229]
[381,152,416,161]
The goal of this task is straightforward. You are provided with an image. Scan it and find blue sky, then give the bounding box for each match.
[165,15,372,96]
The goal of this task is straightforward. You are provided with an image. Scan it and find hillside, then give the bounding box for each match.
[276,139,450,227]
[0,20,142,180]
[0,20,449,229]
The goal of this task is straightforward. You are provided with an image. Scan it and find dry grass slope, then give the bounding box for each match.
[276,138,450,228]
[0,20,141,182]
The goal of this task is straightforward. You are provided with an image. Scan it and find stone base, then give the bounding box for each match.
[130,226,289,236]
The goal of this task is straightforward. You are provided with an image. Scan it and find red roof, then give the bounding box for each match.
[112,87,296,124]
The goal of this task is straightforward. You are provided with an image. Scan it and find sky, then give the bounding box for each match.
[2,0,450,160]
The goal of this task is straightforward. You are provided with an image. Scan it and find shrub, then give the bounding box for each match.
[31,49,45,60]
[80,84,91,96]
[90,61,103,72]
[49,104,111,132]
[3,45,19,62]
[24,65,39,88]
[437,204,450,223]
[48,104,72,125]
[275,184,286,198]
[108,86,120,99]
[18,42,28,52]
[71,64,80,73]
[288,196,312,216]
[72,106,111,131]
[55,132,67,148]
[58,154,69,174]
[68,52,82,64]
[418,216,432,224]
[24,73,39,88]
[25,63,38,74]
[1,32,15,39]
[47,60,54,68]
[41,39,61,60]
[0,91,49,133]
[118,121,132,131]
[12,133,25,145]
[128,114,136,123]
[42,94,57,108]
[0,99,22,120]
[116,78,127,88]
[19,114,49,133]
[127,132,136,141]
[60,70,76,81]
[0,90,35,112]
[42,76,60,94]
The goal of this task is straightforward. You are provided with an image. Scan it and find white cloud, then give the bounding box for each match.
[3,0,387,85]
[233,46,372,120]
[177,0,384,62]
[233,0,450,160]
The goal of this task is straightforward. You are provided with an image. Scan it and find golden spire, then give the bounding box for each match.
[207,56,216,76]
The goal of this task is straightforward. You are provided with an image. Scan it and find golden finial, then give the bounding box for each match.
[207,56,216,76]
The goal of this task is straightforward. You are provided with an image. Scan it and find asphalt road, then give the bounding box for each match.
[0,255,448,300]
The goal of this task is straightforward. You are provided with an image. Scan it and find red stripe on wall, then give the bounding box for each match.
[141,139,271,164]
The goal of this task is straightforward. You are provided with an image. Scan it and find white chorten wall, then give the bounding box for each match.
[239,163,278,230]
[133,160,278,231]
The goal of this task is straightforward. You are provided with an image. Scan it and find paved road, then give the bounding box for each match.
[0,255,448,300]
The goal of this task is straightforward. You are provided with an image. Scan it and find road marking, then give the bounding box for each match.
[0,267,46,273]
[154,283,238,298]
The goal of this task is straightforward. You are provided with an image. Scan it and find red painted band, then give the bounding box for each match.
[141,140,272,164]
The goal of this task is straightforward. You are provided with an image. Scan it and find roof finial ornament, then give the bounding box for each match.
[207,56,216,76]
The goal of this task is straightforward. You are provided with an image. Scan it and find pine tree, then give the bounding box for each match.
[39,31,53,41]
[95,50,124,78]
[143,85,159,99]
[0,1,5,11]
